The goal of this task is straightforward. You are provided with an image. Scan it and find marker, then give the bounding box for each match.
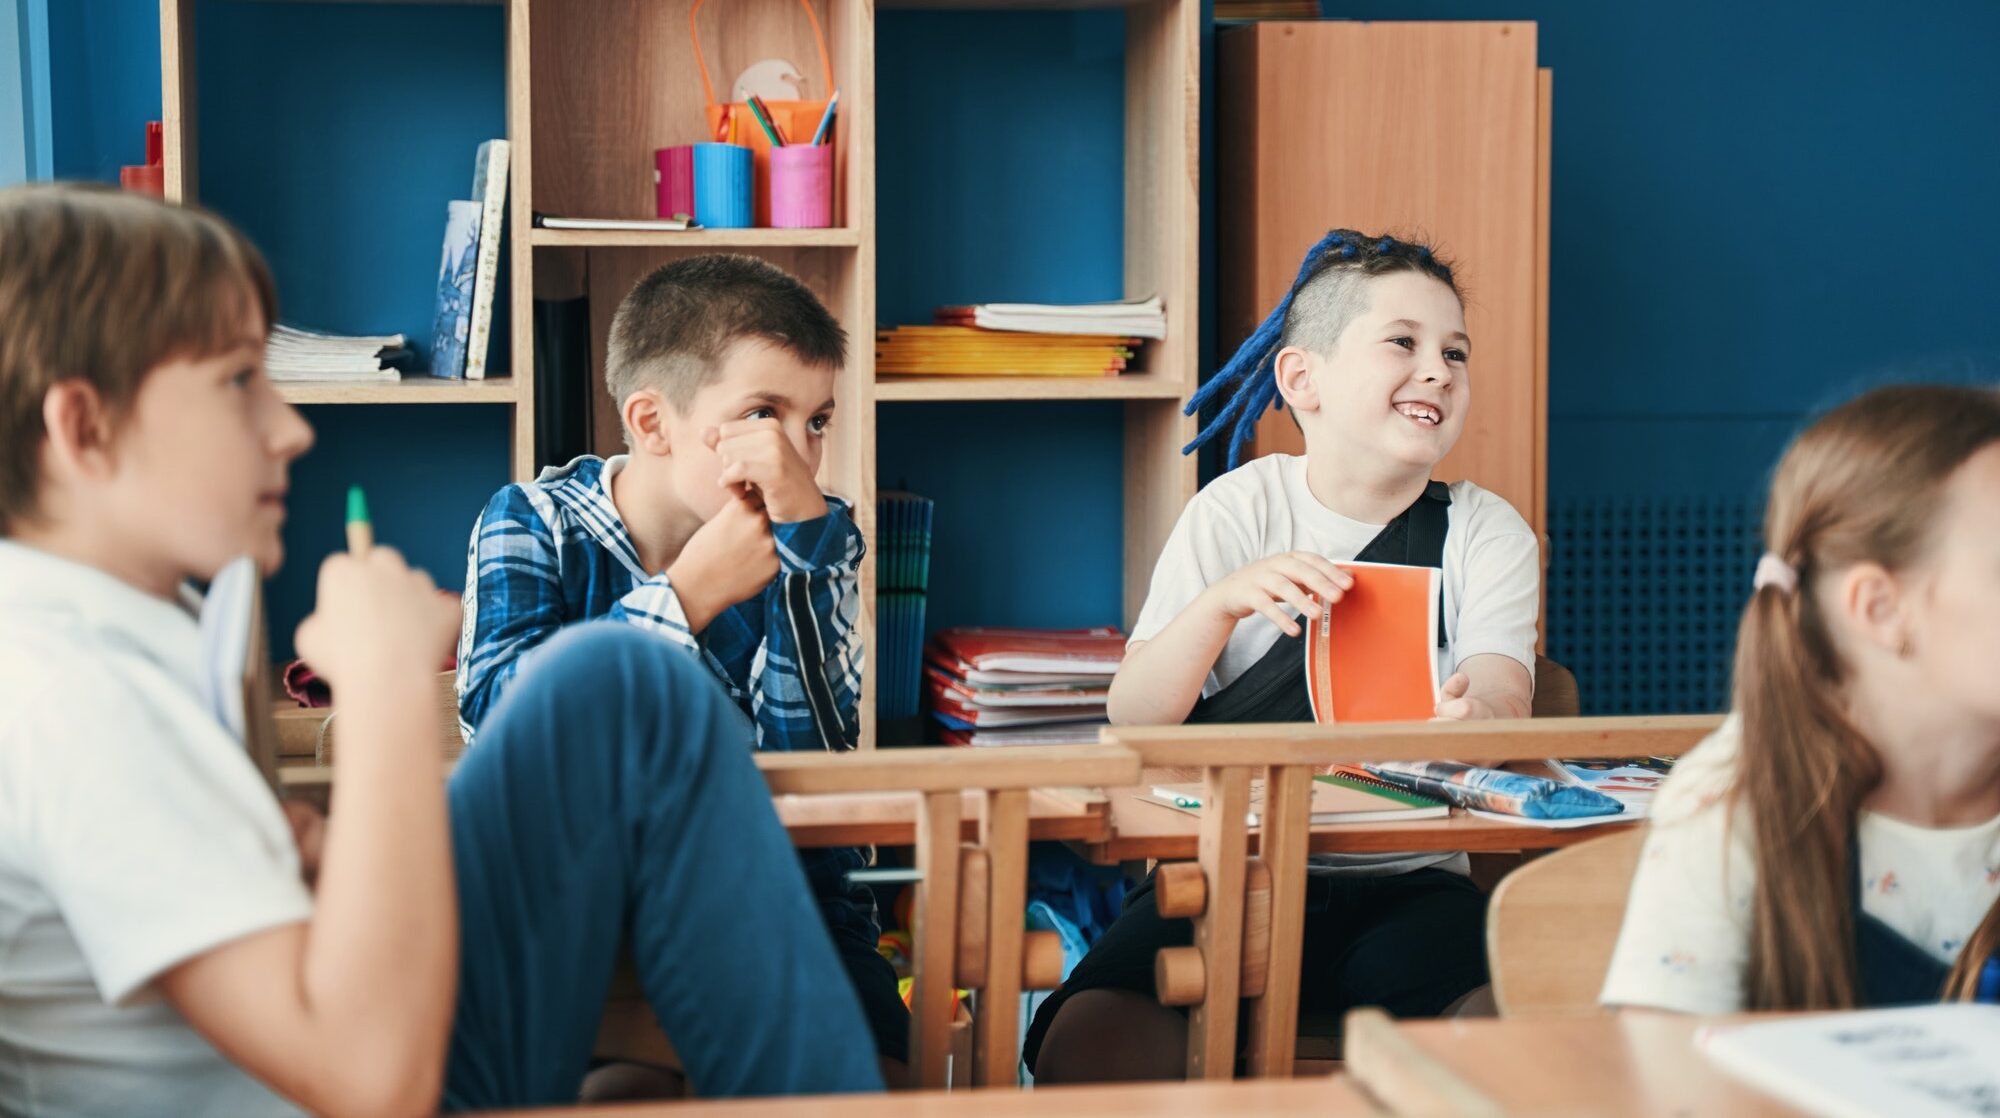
[345,486,373,555]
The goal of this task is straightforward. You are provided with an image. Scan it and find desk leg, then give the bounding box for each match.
[1188,765,1250,1080]
[1246,763,1311,1077]
[913,791,963,1089]
[973,788,1028,1087]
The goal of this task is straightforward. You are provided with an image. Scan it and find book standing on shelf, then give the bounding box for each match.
[464,139,510,380]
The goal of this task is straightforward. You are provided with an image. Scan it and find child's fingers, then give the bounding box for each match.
[713,417,783,443]
[1440,672,1470,699]
[1277,557,1347,603]
[1260,573,1319,619]
[1434,697,1470,720]
[1289,552,1355,590]
[1252,599,1302,637]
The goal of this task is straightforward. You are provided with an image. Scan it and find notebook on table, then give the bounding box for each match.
[1139,772,1449,826]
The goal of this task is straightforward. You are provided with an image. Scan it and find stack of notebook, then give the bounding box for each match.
[934,297,1166,339]
[265,325,409,383]
[876,326,1144,379]
[925,626,1125,746]
[876,492,935,721]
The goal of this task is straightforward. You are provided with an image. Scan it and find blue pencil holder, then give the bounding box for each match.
[693,143,753,229]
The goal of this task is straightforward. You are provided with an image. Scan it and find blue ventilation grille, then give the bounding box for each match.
[1545,497,1763,715]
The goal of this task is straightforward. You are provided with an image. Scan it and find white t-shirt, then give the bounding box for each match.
[0,541,311,1116]
[1600,716,2000,1014]
[1129,455,1542,875]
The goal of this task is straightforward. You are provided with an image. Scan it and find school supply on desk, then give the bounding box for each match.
[1544,756,1675,793]
[936,296,1167,340]
[1303,561,1440,723]
[1140,773,1450,826]
[877,326,1143,378]
[431,199,481,378]
[693,0,833,226]
[1697,1004,2000,1118]
[1365,760,1625,821]
[876,491,934,721]
[939,723,1107,747]
[264,325,408,383]
[534,213,694,231]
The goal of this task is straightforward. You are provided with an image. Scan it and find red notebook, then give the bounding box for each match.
[1302,562,1440,723]
[927,626,1126,677]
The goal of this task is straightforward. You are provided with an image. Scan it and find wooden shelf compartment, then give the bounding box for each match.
[529,227,863,249]
[875,372,1188,402]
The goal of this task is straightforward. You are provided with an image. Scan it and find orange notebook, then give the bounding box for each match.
[1303,561,1440,723]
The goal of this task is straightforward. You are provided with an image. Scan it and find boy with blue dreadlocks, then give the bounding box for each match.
[1023,231,1540,1082]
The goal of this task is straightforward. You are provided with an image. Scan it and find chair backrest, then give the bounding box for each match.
[1531,655,1579,718]
[1484,828,1645,1016]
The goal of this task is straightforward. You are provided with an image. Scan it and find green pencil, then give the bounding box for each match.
[345,485,373,554]
[745,96,784,147]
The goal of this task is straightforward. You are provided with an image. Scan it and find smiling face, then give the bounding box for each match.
[1276,270,1471,472]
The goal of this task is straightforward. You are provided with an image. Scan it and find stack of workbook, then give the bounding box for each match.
[925,627,1124,746]
[936,297,1166,339]
[876,491,935,721]
[264,325,408,383]
[876,326,1143,379]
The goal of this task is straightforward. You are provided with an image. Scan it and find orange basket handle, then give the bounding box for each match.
[689,0,834,108]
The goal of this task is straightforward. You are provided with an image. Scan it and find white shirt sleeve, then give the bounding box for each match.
[21,668,313,1005]
[1446,493,1540,676]
[1599,729,1754,1014]
[1128,491,1257,647]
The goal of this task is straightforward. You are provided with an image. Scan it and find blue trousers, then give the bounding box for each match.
[439,624,884,1107]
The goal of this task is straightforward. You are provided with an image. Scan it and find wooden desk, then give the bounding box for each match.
[490,1074,1379,1116]
[1343,1011,1805,1116]
[774,788,1109,849]
[1078,776,1641,864]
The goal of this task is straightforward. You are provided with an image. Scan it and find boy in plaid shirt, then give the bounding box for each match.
[457,255,903,1075]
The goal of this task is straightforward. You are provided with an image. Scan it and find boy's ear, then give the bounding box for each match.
[39,380,118,482]
[1272,346,1320,414]
[621,388,673,457]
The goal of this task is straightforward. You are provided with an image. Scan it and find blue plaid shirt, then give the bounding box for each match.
[455,454,864,755]
[454,454,870,895]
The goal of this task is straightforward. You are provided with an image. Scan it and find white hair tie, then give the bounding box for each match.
[1753,553,1798,595]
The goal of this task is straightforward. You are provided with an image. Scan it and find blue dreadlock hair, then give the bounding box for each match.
[1184,229,1459,470]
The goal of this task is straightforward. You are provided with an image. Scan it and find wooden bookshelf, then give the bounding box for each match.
[165,0,1200,748]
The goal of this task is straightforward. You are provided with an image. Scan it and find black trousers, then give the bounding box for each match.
[1022,865,1489,1074]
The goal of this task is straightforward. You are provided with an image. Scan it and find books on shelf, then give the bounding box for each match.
[1304,561,1440,723]
[936,296,1166,339]
[876,326,1142,379]
[925,626,1126,743]
[534,213,692,232]
[431,199,481,379]
[876,491,935,722]
[465,139,510,380]
[1697,1005,2000,1118]
[264,325,407,383]
[1138,773,1450,826]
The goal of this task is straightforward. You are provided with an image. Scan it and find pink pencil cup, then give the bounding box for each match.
[768,145,834,229]
[655,146,695,220]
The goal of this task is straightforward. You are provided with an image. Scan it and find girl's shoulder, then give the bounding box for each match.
[1650,716,1745,827]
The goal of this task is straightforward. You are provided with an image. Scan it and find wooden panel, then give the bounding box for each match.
[1532,67,1552,542]
[1244,763,1311,1076]
[973,788,1030,1087]
[911,791,963,1089]
[530,0,854,222]
[1343,1008,1503,1116]
[1486,828,1643,1016]
[775,786,1105,849]
[1187,765,1250,1078]
[1219,22,1543,536]
[1121,0,1202,630]
[530,228,861,248]
[1104,714,1721,769]
[159,0,196,202]
[507,0,536,478]
[755,742,1141,795]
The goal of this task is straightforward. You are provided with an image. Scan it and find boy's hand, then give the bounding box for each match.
[1433,672,1498,720]
[1200,552,1353,638]
[706,419,828,524]
[668,488,780,633]
[293,547,458,693]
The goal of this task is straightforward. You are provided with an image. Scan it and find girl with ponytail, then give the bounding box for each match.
[1604,384,2000,1013]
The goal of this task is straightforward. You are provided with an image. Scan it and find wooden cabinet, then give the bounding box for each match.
[1217,21,1550,535]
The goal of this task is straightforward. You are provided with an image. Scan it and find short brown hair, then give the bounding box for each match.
[605,254,845,415]
[0,183,277,534]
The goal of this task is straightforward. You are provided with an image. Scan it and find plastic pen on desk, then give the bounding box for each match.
[345,485,373,554]
[1151,786,1201,809]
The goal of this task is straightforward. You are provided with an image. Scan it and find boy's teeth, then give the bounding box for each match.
[1396,402,1440,424]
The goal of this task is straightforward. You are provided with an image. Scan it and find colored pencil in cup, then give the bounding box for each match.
[746,96,784,146]
[811,89,841,146]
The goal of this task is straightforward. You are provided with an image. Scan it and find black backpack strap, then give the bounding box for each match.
[1185,481,1451,725]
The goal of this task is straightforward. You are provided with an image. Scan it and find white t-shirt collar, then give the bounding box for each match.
[0,538,205,694]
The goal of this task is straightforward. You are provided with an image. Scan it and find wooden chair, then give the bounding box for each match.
[599,744,1143,1092]
[1101,715,1719,1080]
[1484,827,1646,1016]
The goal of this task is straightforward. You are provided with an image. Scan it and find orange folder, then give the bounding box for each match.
[1303,561,1440,723]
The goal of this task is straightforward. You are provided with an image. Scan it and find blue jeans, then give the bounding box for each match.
[440,623,884,1107]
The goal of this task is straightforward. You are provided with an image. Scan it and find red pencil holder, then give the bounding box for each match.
[655,146,695,220]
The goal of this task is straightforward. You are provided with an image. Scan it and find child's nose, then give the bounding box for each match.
[267,396,316,460]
